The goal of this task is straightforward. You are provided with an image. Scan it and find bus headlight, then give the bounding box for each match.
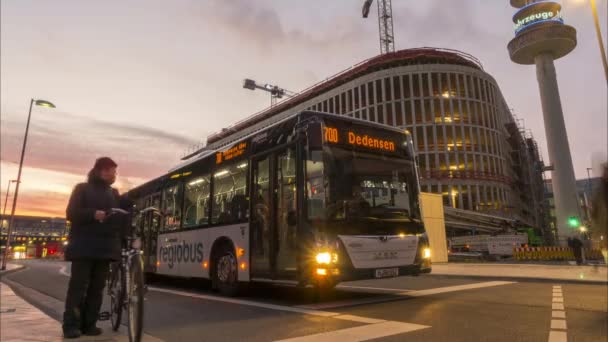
[316,252,332,264]
[423,248,431,259]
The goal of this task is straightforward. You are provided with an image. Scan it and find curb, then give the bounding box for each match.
[427,273,608,285]
[0,264,26,277]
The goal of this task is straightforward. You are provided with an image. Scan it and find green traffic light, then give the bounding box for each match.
[567,216,580,228]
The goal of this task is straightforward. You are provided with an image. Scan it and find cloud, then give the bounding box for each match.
[1,110,199,179]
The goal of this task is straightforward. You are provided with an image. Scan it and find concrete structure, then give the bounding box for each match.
[201,48,549,236]
[508,0,581,244]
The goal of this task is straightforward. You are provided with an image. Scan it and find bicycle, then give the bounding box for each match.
[101,207,148,342]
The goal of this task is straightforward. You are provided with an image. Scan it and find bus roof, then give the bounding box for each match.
[181,111,409,163]
[128,111,410,197]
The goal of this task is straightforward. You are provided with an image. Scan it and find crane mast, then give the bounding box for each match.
[363,0,395,54]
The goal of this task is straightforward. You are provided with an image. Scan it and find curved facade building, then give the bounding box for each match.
[206,48,547,228]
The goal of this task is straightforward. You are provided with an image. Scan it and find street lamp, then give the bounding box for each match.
[590,0,608,83]
[572,0,608,82]
[2,180,18,220]
[1,99,56,270]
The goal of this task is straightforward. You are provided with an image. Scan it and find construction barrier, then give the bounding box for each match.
[513,247,603,261]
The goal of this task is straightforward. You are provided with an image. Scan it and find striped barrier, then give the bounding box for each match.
[513,247,602,261]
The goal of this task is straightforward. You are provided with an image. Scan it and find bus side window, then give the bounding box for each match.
[162,183,183,231]
[211,162,249,225]
[184,175,211,228]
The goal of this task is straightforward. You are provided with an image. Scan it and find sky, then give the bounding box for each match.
[1,0,607,217]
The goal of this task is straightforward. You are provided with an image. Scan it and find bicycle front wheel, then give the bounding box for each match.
[127,253,145,342]
[109,262,125,332]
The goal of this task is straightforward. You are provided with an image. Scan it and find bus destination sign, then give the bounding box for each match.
[324,127,396,152]
[216,142,247,164]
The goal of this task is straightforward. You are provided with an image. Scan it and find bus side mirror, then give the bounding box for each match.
[307,122,323,152]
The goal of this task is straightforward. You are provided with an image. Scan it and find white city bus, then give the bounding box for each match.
[127,111,431,295]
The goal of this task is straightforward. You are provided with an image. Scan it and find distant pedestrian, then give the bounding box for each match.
[62,157,122,339]
[591,163,608,264]
[571,237,584,265]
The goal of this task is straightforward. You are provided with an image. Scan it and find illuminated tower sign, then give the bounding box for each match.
[507,0,581,244]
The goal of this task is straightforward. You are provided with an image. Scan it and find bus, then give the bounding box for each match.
[127,111,431,295]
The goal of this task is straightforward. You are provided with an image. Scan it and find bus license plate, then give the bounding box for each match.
[375,268,399,278]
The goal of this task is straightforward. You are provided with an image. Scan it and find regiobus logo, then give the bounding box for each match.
[159,241,204,269]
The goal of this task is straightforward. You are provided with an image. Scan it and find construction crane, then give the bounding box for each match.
[243,78,296,107]
[362,0,395,54]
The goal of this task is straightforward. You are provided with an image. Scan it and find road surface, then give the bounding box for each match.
[3,259,606,341]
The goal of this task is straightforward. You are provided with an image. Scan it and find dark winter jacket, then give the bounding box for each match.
[64,177,123,261]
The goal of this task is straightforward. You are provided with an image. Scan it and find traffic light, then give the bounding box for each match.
[567,216,580,228]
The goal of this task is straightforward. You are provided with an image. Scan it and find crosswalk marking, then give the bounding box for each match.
[274,321,430,342]
[548,330,567,342]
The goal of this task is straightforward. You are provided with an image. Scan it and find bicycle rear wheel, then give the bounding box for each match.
[127,253,145,342]
[109,262,125,331]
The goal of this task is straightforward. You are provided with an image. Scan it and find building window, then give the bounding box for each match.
[393,76,401,100]
[369,106,376,122]
[360,85,367,107]
[368,83,375,105]
[386,103,393,126]
[421,73,431,97]
[412,74,421,97]
[403,74,411,98]
[347,90,353,113]
[384,78,392,101]
[395,101,403,126]
[376,105,384,124]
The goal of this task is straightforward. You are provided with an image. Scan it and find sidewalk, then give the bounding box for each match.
[431,263,608,284]
[1,264,163,342]
[0,263,25,275]
[1,282,63,342]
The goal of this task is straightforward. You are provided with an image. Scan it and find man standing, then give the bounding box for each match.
[62,157,122,339]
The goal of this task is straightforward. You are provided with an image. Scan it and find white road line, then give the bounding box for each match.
[148,286,339,317]
[548,284,568,342]
[548,330,567,342]
[298,281,516,310]
[149,286,431,341]
[59,266,70,277]
[398,281,515,297]
[273,321,430,342]
[296,295,398,310]
[551,319,567,330]
[337,284,412,292]
[333,315,386,324]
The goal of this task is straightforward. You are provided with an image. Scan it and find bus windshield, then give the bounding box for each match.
[306,146,423,235]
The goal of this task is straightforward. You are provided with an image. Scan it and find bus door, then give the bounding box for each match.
[251,146,298,278]
[251,155,272,276]
[143,193,161,272]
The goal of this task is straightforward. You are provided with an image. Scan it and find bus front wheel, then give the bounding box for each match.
[212,245,239,297]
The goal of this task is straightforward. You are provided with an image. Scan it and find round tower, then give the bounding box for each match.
[507,0,581,244]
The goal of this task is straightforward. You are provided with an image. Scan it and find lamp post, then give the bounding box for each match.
[1,99,55,270]
[2,180,18,219]
[590,0,608,83]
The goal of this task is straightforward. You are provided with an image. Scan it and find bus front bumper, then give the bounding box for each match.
[315,260,431,283]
